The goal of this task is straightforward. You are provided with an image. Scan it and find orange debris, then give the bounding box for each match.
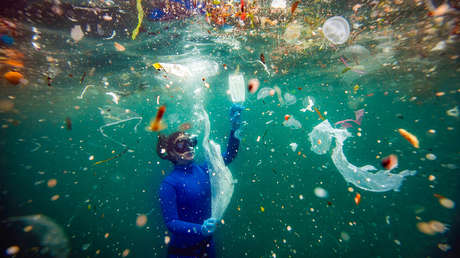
[398,129,419,148]
[354,193,361,205]
[4,71,23,85]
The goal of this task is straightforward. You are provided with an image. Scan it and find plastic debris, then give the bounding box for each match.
[335,109,364,128]
[354,193,361,205]
[289,143,298,152]
[300,96,315,112]
[434,194,455,209]
[284,22,302,44]
[257,87,274,100]
[426,153,437,160]
[398,129,419,148]
[158,63,192,78]
[248,78,260,93]
[271,0,286,9]
[417,220,449,235]
[283,93,296,105]
[283,116,302,129]
[199,106,235,220]
[106,92,120,104]
[446,106,458,117]
[229,72,246,103]
[381,154,398,170]
[114,42,126,51]
[322,16,350,45]
[3,71,24,85]
[70,25,84,42]
[308,120,416,192]
[148,106,167,132]
[131,0,144,40]
[314,187,328,198]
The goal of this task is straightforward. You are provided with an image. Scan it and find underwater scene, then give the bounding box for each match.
[0,0,459,257]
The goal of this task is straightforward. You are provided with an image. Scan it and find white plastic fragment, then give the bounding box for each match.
[308,120,416,192]
[446,106,459,117]
[314,187,328,198]
[71,25,84,42]
[300,96,315,112]
[289,143,298,152]
[106,92,120,104]
[431,41,446,51]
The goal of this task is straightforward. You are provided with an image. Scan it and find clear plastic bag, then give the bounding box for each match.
[309,120,416,192]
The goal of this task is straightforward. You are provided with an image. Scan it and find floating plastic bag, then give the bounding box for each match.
[322,16,350,45]
[199,105,235,220]
[283,93,296,105]
[283,116,302,129]
[229,73,246,103]
[159,63,192,78]
[257,87,274,100]
[308,120,416,192]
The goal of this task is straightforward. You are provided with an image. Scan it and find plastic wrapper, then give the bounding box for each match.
[308,120,416,192]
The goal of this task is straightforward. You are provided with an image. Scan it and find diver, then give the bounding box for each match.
[157,103,244,258]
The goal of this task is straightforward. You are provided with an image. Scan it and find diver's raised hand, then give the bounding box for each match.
[201,217,217,236]
[230,103,244,130]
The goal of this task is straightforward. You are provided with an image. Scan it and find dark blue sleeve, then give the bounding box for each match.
[223,128,240,165]
[159,181,205,238]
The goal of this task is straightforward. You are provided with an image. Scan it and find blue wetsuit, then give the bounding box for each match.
[159,128,240,258]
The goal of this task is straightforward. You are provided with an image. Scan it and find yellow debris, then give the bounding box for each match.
[153,63,163,70]
[131,0,144,40]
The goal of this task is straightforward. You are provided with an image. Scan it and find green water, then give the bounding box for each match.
[1,1,459,257]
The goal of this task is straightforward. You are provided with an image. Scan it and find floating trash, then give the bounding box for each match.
[300,96,315,112]
[398,129,419,149]
[248,78,260,94]
[229,71,246,103]
[434,194,455,209]
[283,93,296,105]
[283,116,302,129]
[257,87,275,100]
[426,153,437,160]
[322,16,350,45]
[309,120,416,192]
[381,154,398,170]
[289,143,298,152]
[314,187,328,198]
[446,106,459,118]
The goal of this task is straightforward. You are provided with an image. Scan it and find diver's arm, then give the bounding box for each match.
[223,104,243,165]
[159,181,206,237]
